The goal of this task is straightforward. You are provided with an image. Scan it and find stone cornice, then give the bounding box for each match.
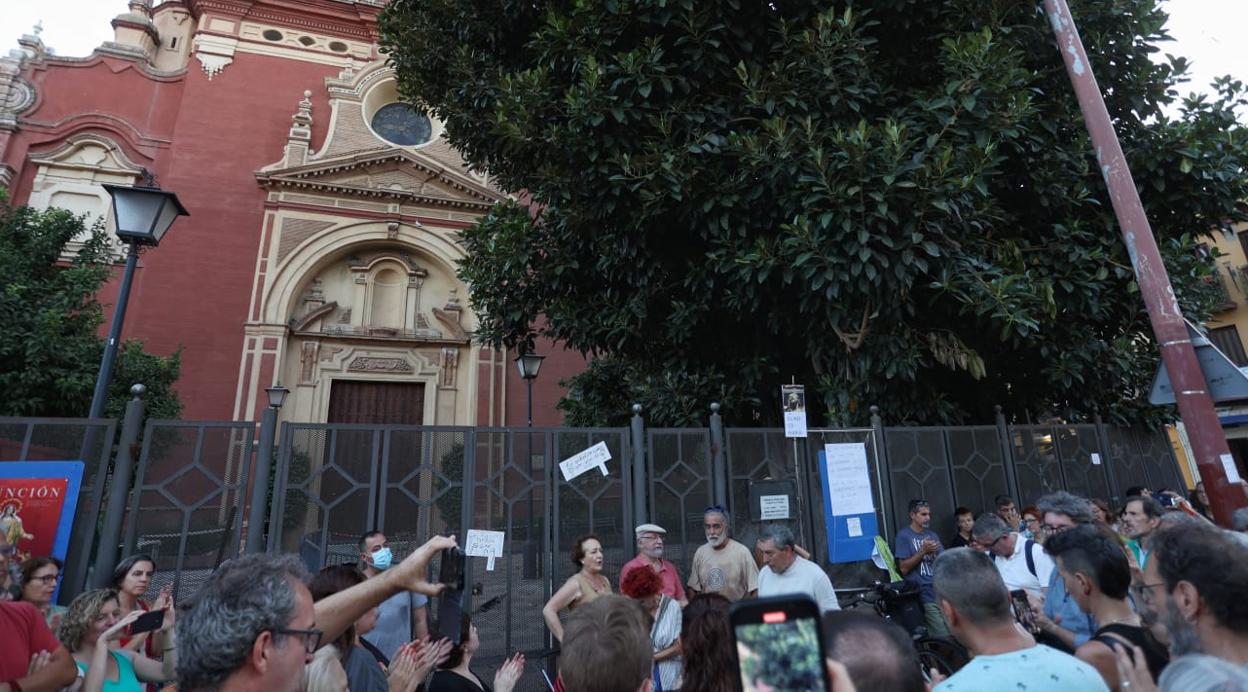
[258,149,503,207]
[189,0,380,40]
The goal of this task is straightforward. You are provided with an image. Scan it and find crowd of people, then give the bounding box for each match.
[2,483,1246,692]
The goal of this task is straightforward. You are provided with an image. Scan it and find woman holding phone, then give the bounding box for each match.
[541,534,611,642]
[57,588,177,692]
[111,554,171,657]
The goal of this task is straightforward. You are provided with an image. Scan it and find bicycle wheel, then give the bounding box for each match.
[914,636,970,677]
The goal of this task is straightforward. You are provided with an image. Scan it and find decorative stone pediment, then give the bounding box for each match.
[256,148,503,211]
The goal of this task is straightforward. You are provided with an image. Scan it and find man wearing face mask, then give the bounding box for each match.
[358,530,429,660]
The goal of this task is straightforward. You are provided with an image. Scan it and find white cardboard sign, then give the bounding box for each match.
[824,442,875,516]
[1221,453,1243,484]
[559,441,611,481]
[759,494,790,520]
[781,384,808,438]
[1091,453,1102,466]
[465,529,505,571]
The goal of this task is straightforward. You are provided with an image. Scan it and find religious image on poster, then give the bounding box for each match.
[0,462,84,564]
[781,384,808,438]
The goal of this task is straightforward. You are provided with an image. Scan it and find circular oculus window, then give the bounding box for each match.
[370,103,432,146]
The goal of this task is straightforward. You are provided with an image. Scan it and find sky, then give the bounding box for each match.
[0,0,1245,113]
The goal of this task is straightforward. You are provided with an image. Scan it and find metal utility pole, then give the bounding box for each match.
[1044,0,1246,525]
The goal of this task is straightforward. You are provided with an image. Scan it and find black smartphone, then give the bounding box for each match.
[128,609,165,636]
[1010,589,1039,634]
[439,547,465,591]
[730,595,831,692]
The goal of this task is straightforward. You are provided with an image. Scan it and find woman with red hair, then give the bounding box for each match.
[620,564,682,690]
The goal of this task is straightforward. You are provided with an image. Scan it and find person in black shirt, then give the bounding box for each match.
[427,617,524,692]
[947,507,976,549]
[1043,524,1169,688]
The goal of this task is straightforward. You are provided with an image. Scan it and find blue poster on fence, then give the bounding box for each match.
[0,461,84,573]
[817,444,878,563]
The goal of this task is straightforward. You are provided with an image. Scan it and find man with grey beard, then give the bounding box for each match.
[1134,522,1248,667]
[687,505,758,601]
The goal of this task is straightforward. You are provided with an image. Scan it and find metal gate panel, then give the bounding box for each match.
[1054,425,1112,502]
[1011,425,1067,507]
[882,428,957,545]
[942,426,1010,536]
[1104,426,1153,503]
[269,424,381,568]
[123,420,253,601]
[647,428,713,570]
[724,429,813,552]
[0,417,115,601]
[1134,429,1184,493]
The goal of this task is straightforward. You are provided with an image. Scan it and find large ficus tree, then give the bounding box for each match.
[380,0,1248,426]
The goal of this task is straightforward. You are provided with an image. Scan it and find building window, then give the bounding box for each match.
[328,41,348,53]
[1209,325,1248,366]
[262,29,283,41]
[299,36,316,46]
[370,103,432,146]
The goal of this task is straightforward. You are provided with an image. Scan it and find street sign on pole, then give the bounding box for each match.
[1149,321,1248,405]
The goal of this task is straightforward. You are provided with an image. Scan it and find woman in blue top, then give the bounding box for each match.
[57,588,177,692]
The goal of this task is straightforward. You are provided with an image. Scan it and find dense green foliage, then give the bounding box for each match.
[0,196,183,419]
[380,0,1248,426]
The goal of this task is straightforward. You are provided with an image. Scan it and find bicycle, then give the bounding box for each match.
[838,582,971,681]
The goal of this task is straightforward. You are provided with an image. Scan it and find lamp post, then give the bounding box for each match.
[246,384,289,553]
[515,351,545,578]
[87,182,189,420]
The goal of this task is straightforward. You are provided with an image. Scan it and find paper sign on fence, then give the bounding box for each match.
[1091,453,1102,466]
[759,494,790,520]
[824,443,875,516]
[559,441,611,481]
[465,529,505,571]
[846,516,863,538]
[781,384,808,438]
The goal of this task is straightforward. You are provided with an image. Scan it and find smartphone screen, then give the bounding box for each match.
[128,609,165,636]
[438,547,465,591]
[1010,589,1039,634]
[436,588,465,644]
[731,596,829,692]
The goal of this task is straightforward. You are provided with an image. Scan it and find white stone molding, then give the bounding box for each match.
[193,34,237,80]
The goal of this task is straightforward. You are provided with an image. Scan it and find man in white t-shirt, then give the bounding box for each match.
[972,513,1053,599]
[755,524,839,612]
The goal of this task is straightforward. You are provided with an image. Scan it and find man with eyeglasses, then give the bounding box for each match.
[620,523,687,606]
[176,534,456,692]
[1029,491,1097,653]
[894,499,949,637]
[1133,522,1248,667]
[687,505,758,602]
[973,512,1054,600]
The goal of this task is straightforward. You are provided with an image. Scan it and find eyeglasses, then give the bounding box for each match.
[273,627,323,654]
[1040,524,1072,535]
[986,534,1008,549]
[1130,582,1166,605]
[31,573,61,585]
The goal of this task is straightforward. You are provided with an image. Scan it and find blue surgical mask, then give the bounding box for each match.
[371,547,393,570]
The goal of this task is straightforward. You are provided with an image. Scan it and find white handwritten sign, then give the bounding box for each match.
[1221,453,1243,484]
[824,443,875,516]
[465,529,505,571]
[846,516,863,538]
[781,384,808,438]
[759,494,790,520]
[1091,453,1102,466]
[559,441,611,481]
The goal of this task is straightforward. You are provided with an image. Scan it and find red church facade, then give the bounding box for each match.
[0,0,579,427]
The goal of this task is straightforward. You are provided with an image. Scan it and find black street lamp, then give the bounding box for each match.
[515,350,545,578]
[87,182,188,419]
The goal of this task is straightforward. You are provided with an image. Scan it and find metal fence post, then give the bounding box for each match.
[630,404,647,525]
[709,403,728,508]
[93,384,146,587]
[995,405,1022,505]
[245,406,278,554]
[1093,412,1121,503]
[869,405,897,539]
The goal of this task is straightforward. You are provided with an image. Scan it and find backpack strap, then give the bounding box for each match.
[1024,539,1037,578]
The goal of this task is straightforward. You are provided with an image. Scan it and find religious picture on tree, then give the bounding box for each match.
[0,461,84,564]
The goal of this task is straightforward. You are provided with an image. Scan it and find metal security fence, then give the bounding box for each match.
[121,420,254,601]
[0,417,115,602]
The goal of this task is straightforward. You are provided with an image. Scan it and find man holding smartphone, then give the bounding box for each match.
[894,499,949,637]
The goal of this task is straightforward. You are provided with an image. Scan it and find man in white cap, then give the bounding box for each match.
[620,523,687,606]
